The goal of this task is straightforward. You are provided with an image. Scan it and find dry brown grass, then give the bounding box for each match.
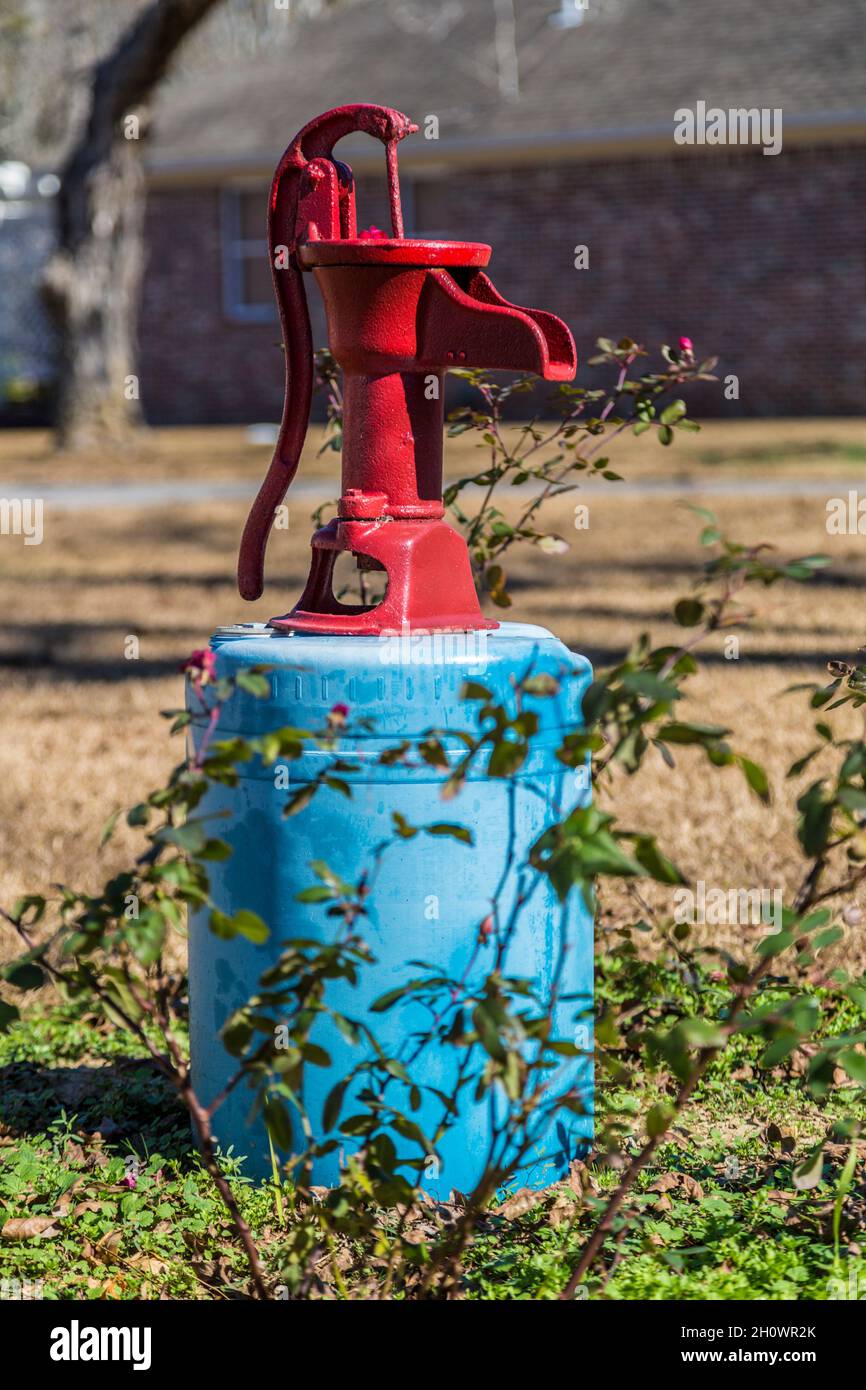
[1,415,865,484]
[2,419,866,974]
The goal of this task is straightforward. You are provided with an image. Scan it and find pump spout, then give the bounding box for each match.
[417,269,577,380]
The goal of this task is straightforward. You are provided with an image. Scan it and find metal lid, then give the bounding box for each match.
[212,623,292,640]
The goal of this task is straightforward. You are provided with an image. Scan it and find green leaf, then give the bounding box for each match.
[632,836,684,885]
[473,1003,506,1060]
[323,775,352,799]
[159,821,207,855]
[488,739,527,778]
[792,1145,824,1190]
[0,1000,20,1032]
[425,822,473,845]
[295,885,334,903]
[128,912,166,967]
[323,1080,348,1132]
[522,674,560,696]
[738,756,770,804]
[370,981,424,1013]
[418,738,450,770]
[221,1012,253,1056]
[209,909,237,939]
[756,930,794,958]
[658,721,729,744]
[659,399,686,425]
[677,1018,726,1049]
[461,681,492,702]
[283,783,317,817]
[673,598,705,627]
[263,1096,294,1150]
[11,896,46,927]
[208,908,269,943]
[837,1048,866,1084]
[621,672,681,703]
[198,838,232,861]
[4,961,45,991]
[233,910,269,944]
[392,811,419,839]
[797,783,834,856]
[646,1102,675,1138]
[100,810,120,847]
[813,926,844,951]
[235,670,272,698]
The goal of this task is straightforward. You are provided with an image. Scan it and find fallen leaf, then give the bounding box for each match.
[548,1194,579,1226]
[763,1123,796,1154]
[499,1188,538,1221]
[2,1215,60,1240]
[127,1254,168,1276]
[72,1201,105,1218]
[648,1172,679,1193]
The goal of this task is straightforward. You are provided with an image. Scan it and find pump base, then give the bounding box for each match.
[269,515,499,635]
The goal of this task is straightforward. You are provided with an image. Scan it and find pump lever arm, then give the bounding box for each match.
[237,104,417,602]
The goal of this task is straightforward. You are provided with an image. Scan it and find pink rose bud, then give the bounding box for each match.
[358,225,387,240]
[678,336,694,353]
[331,702,350,718]
[180,648,217,683]
[121,1174,137,1190]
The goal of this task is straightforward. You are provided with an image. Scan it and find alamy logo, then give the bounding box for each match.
[378,623,488,670]
[49,1320,152,1371]
[826,491,866,535]
[0,496,43,545]
[828,1267,866,1300]
[673,879,783,928]
[674,102,783,156]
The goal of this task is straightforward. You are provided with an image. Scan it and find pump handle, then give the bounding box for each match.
[237,105,417,601]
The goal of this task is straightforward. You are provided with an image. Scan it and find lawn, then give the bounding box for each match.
[2,980,864,1300]
[1,417,865,1298]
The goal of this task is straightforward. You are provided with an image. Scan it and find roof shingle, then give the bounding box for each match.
[149,0,866,172]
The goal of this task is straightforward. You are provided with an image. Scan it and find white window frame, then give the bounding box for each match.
[220,186,276,324]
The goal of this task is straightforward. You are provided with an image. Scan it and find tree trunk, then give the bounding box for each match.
[42,0,223,450]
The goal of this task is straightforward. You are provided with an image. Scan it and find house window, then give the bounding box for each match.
[411,179,450,239]
[221,188,276,323]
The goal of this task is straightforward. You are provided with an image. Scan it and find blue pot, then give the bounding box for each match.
[188,621,593,1195]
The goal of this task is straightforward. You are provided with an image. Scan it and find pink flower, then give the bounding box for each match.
[180,648,217,685]
[121,1174,137,1190]
[327,701,349,733]
[678,336,694,353]
[358,225,387,240]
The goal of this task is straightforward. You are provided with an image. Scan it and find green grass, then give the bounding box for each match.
[698,439,866,468]
[1,993,865,1300]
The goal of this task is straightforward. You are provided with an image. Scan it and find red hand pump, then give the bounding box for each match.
[238,103,577,635]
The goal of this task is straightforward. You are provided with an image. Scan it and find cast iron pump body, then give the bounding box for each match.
[237,103,577,635]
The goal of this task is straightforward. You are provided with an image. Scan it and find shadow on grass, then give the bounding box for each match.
[0,1055,191,1160]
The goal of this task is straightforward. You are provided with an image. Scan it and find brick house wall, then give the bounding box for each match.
[139,143,866,423]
